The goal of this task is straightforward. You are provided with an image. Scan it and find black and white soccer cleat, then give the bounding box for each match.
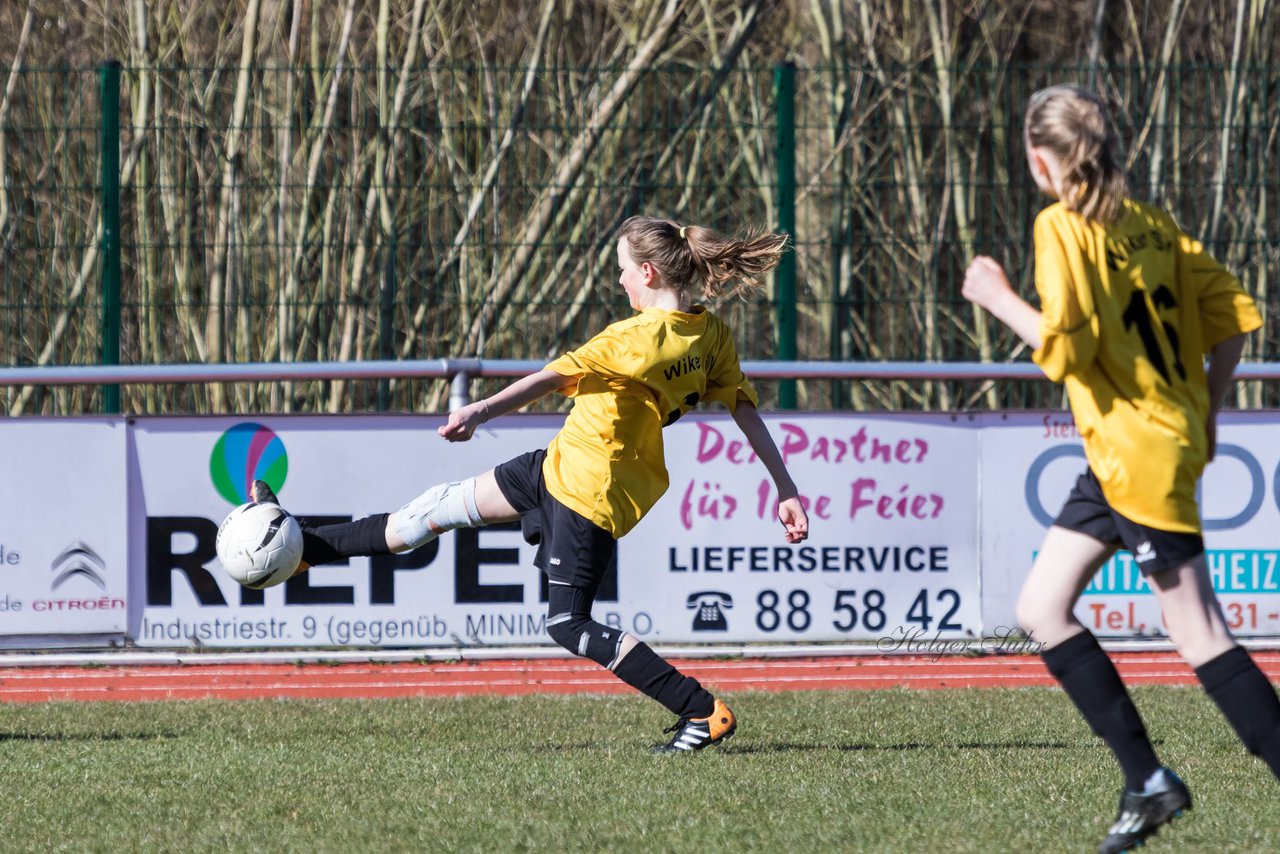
[1097,768,1192,854]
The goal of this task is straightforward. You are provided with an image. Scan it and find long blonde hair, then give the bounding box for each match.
[1025,85,1128,225]
[619,216,788,301]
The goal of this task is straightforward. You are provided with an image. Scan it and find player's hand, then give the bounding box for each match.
[777,496,809,544]
[962,256,1014,312]
[438,401,487,442]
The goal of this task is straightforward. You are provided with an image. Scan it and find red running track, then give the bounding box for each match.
[1,652,1279,703]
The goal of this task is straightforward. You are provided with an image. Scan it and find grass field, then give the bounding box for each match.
[2,686,1277,852]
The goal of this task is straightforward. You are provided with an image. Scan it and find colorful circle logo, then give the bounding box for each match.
[210,423,288,505]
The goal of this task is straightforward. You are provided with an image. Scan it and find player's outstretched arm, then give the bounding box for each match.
[730,400,809,543]
[439,368,574,442]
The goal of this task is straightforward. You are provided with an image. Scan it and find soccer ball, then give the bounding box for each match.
[216,502,304,589]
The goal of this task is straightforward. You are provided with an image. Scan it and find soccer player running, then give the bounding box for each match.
[962,84,1280,853]
[257,216,809,753]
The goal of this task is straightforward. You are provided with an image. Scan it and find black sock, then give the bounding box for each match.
[611,642,715,719]
[1042,630,1161,789]
[300,513,393,566]
[1194,646,1280,780]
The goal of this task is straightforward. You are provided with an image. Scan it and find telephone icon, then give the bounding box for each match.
[687,591,733,631]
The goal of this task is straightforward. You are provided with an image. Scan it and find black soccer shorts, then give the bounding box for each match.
[1053,468,1204,576]
[493,449,617,589]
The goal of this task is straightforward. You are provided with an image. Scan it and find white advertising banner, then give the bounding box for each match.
[979,411,1280,638]
[134,413,982,648]
[627,414,981,645]
[135,415,556,649]
[0,419,129,641]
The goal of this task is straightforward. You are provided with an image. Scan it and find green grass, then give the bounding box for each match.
[0,687,1276,852]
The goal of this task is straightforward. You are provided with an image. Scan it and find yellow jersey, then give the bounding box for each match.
[542,305,758,537]
[1031,200,1263,532]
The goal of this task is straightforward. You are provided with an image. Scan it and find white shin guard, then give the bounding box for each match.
[393,478,483,549]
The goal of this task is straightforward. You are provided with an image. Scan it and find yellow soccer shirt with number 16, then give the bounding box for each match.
[1032,199,1263,533]
[542,305,759,538]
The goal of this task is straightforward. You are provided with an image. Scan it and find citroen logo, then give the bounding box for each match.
[50,542,107,591]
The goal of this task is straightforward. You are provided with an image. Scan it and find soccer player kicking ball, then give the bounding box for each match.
[963,84,1280,853]
[256,216,809,753]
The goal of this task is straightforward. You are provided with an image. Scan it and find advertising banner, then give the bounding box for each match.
[134,413,982,648]
[135,415,556,649]
[627,413,981,645]
[979,411,1280,638]
[0,419,129,642]
[11,408,1263,650]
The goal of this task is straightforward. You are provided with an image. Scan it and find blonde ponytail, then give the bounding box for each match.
[619,216,789,301]
[1026,85,1128,225]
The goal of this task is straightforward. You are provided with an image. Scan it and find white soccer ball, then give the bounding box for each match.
[216,502,304,589]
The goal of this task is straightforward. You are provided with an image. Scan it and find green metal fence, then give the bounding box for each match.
[1,62,1277,414]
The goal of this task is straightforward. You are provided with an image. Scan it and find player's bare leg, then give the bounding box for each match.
[1148,556,1234,666]
[1019,527,1181,853]
[1015,525,1115,648]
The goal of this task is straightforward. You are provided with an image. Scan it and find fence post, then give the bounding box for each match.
[377,239,396,411]
[99,60,122,414]
[774,62,797,409]
[449,370,472,411]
